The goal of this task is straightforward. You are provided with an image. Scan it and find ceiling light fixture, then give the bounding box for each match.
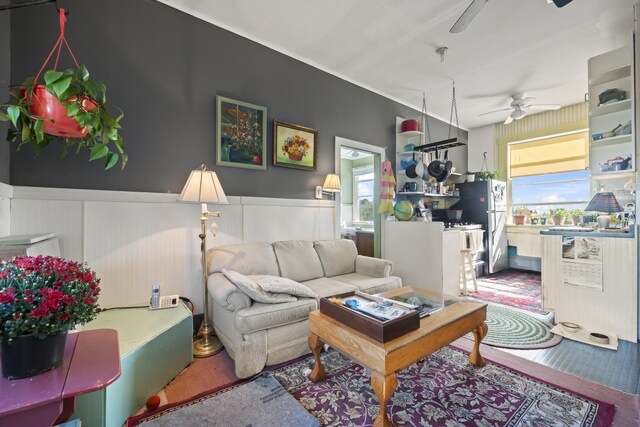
[436,47,448,63]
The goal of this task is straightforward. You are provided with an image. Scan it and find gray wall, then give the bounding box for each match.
[0,11,9,184]
[8,0,465,198]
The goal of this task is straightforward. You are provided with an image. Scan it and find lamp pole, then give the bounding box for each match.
[193,204,223,357]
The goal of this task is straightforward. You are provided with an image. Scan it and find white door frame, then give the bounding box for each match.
[335,136,386,256]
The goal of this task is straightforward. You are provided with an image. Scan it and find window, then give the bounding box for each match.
[352,165,374,223]
[510,131,590,215]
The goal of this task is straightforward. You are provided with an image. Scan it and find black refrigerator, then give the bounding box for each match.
[450,179,508,275]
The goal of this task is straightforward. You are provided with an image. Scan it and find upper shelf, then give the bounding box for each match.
[589,99,632,117]
[397,130,423,138]
[588,65,631,86]
[590,134,633,146]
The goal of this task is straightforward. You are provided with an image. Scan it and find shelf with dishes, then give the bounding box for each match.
[589,99,632,117]
[590,169,636,180]
[590,133,633,146]
[397,130,423,138]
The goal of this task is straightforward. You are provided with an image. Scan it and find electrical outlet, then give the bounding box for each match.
[315,186,323,199]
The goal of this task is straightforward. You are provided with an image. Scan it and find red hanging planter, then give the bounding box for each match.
[0,8,126,169]
[24,85,98,138]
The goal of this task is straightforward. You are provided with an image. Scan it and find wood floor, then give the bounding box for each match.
[163,349,239,403]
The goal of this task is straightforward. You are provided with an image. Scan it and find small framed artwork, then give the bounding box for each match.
[216,96,267,170]
[273,120,318,171]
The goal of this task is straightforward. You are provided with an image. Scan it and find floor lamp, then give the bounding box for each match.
[179,164,228,357]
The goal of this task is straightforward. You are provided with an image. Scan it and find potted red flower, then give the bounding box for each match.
[0,255,101,379]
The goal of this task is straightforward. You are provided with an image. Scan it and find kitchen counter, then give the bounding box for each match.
[540,226,635,238]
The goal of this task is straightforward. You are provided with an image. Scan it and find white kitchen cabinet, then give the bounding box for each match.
[382,221,461,295]
[541,232,637,342]
[588,45,636,195]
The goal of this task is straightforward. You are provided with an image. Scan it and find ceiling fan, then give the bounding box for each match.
[450,0,574,33]
[479,95,561,124]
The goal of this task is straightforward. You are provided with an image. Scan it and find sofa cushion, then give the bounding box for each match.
[222,269,297,304]
[273,240,324,282]
[314,239,357,277]
[208,242,280,276]
[235,299,318,335]
[331,273,402,295]
[250,275,319,299]
[300,277,358,299]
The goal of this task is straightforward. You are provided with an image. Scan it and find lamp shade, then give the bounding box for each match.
[322,174,341,192]
[584,192,622,213]
[179,165,228,204]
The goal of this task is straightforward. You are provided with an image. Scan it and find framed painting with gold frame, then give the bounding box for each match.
[273,120,318,171]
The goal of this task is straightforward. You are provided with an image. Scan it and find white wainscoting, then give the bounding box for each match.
[8,186,336,312]
[542,234,638,342]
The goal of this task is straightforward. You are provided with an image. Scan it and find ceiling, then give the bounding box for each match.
[158,0,636,130]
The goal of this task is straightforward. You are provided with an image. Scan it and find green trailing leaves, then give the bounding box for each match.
[43,70,63,85]
[0,65,126,170]
[89,143,109,161]
[104,152,118,170]
[6,105,19,127]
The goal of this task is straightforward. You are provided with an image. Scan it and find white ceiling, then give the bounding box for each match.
[158,0,636,129]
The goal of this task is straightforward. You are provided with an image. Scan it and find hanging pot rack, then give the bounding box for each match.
[412,81,465,154]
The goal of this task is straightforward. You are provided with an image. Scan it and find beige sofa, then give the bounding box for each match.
[207,239,402,378]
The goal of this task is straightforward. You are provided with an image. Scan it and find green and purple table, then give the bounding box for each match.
[0,329,120,427]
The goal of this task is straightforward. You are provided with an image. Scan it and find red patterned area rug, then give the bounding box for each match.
[129,339,640,427]
[471,269,547,314]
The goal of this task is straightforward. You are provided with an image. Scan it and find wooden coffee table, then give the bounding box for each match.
[308,287,487,427]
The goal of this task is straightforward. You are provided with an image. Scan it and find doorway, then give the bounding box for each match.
[335,137,385,258]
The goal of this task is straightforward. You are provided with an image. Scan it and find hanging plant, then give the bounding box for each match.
[0,9,126,170]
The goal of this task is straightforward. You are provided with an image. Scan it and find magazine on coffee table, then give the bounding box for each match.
[384,292,448,318]
[339,293,413,321]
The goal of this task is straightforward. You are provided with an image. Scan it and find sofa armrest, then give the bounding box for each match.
[355,255,393,278]
[208,273,252,312]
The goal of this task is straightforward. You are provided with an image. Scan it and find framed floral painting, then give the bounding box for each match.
[216,96,267,170]
[273,120,318,171]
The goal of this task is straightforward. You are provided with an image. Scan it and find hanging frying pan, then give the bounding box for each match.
[427,147,443,178]
[405,153,419,178]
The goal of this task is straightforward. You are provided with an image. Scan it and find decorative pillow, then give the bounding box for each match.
[250,275,319,299]
[222,269,297,304]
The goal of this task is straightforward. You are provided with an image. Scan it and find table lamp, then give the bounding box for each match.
[315,173,341,199]
[179,164,228,357]
[584,191,622,229]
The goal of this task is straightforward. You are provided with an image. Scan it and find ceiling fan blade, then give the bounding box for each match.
[504,115,513,125]
[526,104,562,110]
[521,97,536,104]
[450,0,489,33]
[478,107,512,116]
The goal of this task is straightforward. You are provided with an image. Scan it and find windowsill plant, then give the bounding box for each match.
[569,208,584,225]
[512,206,529,225]
[549,208,569,226]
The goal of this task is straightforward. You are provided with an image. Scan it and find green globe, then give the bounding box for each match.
[394,200,414,221]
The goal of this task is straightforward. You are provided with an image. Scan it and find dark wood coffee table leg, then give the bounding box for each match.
[308,333,326,382]
[371,370,397,427]
[469,321,488,367]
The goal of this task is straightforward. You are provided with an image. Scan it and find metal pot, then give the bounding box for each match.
[405,153,419,178]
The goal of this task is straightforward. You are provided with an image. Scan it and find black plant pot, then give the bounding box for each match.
[1,332,67,379]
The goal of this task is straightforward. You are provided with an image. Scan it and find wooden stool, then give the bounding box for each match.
[460,230,483,295]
